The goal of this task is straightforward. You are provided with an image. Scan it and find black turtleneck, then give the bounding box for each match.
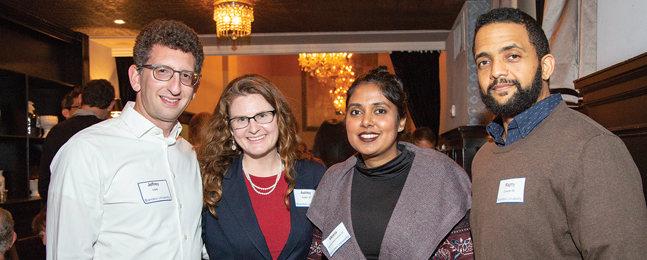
[351,144,415,260]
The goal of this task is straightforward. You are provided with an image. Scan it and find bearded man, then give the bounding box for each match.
[469,8,647,260]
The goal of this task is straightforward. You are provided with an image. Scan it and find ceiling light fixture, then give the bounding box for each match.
[298,53,355,114]
[213,0,254,40]
[114,19,125,24]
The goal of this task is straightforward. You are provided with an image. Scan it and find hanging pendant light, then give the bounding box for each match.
[213,0,255,40]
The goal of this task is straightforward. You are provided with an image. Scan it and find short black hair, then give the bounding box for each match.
[133,20,204,73]
[346,66,408,121]
[81,79,115,109]
[473,8,550,60]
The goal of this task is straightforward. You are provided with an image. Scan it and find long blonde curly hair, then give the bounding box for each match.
[197,74,310,218]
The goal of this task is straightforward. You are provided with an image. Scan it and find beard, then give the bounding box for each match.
[480,66,543,118]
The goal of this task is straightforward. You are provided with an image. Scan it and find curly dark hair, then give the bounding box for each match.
[473,8,550,61]
[198,74,310,217]
[81,79,115,109]
[133,20,204,73]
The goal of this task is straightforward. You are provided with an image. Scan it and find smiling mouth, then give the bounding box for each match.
[161,96,179,103]
[248,135,266,141]
[359,133,379,142]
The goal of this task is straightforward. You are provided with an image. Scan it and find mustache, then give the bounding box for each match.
[487,78,521,92]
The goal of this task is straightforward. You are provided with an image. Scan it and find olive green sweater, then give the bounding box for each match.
[471,102,647,259]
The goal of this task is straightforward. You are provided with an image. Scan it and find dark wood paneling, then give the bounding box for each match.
[575,52,647,205]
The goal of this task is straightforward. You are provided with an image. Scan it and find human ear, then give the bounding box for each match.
[541,54,555,81]
[128,64,142,92]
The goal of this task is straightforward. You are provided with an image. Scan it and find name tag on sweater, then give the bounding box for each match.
[294,189,315,207]
[323,222,351,257]
[138,180,172,204]
[497,177,526,203]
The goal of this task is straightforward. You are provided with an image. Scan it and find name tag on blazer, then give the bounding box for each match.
[294,189,315,207]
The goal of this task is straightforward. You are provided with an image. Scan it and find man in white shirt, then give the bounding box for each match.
[46,20,205,260]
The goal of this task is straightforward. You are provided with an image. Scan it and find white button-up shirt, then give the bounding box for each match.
[47,102,203,260]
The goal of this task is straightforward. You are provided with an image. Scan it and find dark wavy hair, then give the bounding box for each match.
[473,8,550,60]
[312,119,356,168]
[346,66,408,120]
[198,74,310,217]
[133,20,204,73]
[81,79,115,109]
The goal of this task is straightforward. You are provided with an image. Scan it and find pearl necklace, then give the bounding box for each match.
[242,155,284,196]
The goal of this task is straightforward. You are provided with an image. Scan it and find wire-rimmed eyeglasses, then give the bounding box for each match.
[229,110,276,130]
[138,64,201,87]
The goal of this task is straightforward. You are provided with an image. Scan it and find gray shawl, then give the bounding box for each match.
[307,142,472,259]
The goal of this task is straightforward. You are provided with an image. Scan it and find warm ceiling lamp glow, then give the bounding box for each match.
[298,53,356,114]
[114,20,125,24]
[213,0,254,40]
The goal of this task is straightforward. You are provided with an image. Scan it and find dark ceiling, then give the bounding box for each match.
[0,0,472,37]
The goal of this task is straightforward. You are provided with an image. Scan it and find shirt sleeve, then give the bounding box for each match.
[569,133,647,259]
[46,138,105,260]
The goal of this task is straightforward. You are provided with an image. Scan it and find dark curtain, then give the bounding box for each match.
[115,57,137,103]
[389,51,441,137]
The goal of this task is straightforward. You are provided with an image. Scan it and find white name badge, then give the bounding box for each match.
[294,189,315,207]
[322,222,351,257]
[497,177,526,203]
[138,180,172,204]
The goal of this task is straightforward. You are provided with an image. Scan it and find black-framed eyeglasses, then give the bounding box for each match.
[138,64,201,87]
[65,105,79,110]
[229,110,276,130]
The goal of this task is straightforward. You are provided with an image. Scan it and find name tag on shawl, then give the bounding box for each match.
[497,177,526,203]
[294,189,315,207]
[138,180,172,204]
[323,222,351,257]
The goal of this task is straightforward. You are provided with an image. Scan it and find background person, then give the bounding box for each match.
[0,208,16,260]
[307,66,473,260]
[410,126,437,149]
[60,88,82,120]
[311,119,356,168]
[188,111,211,149]
[47,19,204,260]
[470,8,647,259]
[38,79,115,209]
[32,211,46,245]
[198,74,326,260]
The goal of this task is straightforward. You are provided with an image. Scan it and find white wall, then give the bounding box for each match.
[89,40,119,96]
[597,0,647,70]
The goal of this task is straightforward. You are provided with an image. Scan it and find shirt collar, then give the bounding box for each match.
[486,93,563,146]
[120,101,182,144]
[71,108,100,118]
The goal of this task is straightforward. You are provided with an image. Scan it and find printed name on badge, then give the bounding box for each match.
[294,189,315,207]
[322,222,351,257]
[496,177,526,204]
[138,180,172,204]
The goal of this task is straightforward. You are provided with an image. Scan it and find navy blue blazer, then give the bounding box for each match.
[202,156,326,260]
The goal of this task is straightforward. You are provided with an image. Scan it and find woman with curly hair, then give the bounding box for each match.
[198,74,326,260]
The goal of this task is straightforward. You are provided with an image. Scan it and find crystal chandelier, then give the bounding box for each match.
[213,1,254,40]
[298,53,355,113]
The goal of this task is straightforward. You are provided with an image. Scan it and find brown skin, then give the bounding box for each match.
[345,83,406,168]
[473,23,555,140]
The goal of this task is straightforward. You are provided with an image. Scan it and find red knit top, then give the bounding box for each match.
[245,171,291,260]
